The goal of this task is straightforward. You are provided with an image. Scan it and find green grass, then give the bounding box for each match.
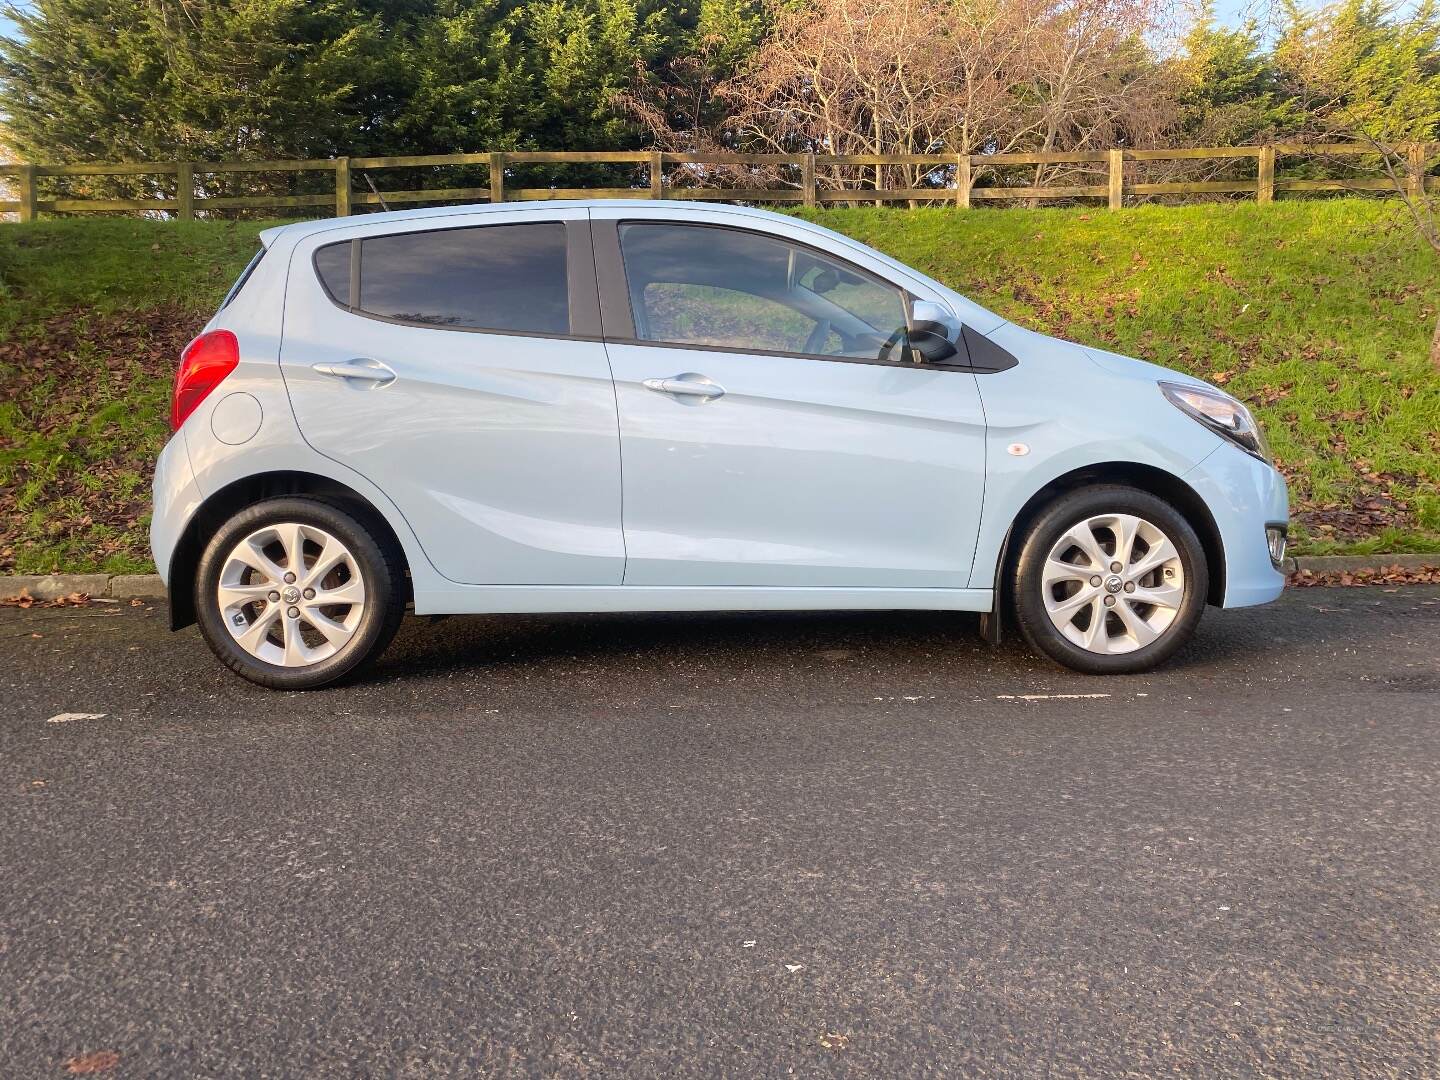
[0,218,274,330]
[0,219,276,574]
[1,201,1437,574]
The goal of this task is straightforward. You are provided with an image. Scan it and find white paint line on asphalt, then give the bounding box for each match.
[46,712,108,724]
[995,693,1112,702]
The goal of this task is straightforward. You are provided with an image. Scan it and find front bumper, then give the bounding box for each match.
[1184,442,1289,608]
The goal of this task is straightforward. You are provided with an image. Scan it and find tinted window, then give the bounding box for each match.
[314,241,350,304]
[316,222,570,335]
[619,223,908,361]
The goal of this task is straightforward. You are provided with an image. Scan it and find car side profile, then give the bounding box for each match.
[152,200,1288,689]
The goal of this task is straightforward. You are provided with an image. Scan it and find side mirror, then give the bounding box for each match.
[909,300,963,364]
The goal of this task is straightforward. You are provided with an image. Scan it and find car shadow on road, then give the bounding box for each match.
[352,601,1306,687]
[369,607,993,677]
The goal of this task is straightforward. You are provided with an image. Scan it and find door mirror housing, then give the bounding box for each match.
[909,300,963,364]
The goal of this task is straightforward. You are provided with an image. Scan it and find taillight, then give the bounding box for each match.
[171,330,240,431]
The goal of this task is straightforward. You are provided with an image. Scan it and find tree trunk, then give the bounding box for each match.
[1433,311,1440,370]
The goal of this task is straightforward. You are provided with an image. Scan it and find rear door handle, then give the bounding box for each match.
[641,374,725,401]
[313,358,396,387]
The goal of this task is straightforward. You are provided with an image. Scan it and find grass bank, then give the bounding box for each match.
[2,201,1438,574]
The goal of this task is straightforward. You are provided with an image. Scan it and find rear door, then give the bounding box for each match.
[279,210,624,586]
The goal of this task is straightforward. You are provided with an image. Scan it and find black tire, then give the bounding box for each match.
[1011,485,1209,674]
[194,496,405,690]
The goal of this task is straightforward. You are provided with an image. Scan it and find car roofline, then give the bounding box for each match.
[262,199,831,248]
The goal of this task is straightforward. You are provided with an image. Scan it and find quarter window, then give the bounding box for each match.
[618,223,909,361]
[314,242,350,305]
[313,222,570,335]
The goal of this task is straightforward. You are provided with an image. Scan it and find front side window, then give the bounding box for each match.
[618,223,909,361]
[313,222,569,335]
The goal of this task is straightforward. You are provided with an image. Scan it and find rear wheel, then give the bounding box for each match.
[194,497,405,689]
[1011,485,1208,674]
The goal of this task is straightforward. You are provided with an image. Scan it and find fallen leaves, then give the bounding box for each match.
[1293,493,1415,541]
[1289,564,1440,588]
[1,304,199,574]
[1,590,92,608]
[1253,384,1291,406]
[65,1050,120,1075]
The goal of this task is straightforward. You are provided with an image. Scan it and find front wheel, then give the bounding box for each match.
[1011,485,1209,674]
[194,497,405,689]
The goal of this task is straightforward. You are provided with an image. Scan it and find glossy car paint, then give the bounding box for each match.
[151,199,1287,621]
[1184,440,1289,606]
[277,207,626,586]
[592,206,987,588]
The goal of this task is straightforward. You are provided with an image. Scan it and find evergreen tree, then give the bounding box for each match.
[0,1,395,164]
[1273,0,1440,141]
[1173,3,1293,144]
[0,0,723,172]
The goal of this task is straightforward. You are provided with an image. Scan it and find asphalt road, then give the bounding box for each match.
[2,586,1439,1078]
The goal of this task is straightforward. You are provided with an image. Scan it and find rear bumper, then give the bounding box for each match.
[149,432,203,588]
[1185,442,1289,608]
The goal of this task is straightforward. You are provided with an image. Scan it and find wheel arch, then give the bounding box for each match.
[991,461,1225,621]
[166,471,412,630]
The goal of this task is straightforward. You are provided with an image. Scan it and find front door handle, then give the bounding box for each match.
[313,358,396,387]
[642,373,725,402]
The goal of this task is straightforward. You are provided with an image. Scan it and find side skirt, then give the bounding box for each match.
[411,585,995,617]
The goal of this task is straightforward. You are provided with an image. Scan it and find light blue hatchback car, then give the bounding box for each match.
[152,200,1288,688]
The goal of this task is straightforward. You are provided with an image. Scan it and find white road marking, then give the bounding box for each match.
[995,693,1112,701]
[45,712,108,724]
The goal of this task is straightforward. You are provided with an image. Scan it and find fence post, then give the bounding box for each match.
[802,152,816,208]
[1257,145,1275,205]
[649,151,663,199]
[956,154,971,209]
[489,152,505,204]
[16,164,37,222]
[1107,149,1123,210]
[176,162,194,221]
[1407,143,1427,201]
[334,157,351,217]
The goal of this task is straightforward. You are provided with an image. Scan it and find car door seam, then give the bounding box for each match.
[586,210,631,583]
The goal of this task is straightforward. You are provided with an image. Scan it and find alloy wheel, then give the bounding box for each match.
[1041,513,1185,655]
[216,522,367,668]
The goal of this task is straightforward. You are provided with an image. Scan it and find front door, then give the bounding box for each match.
[279,211,624,586]
[596,215,987,589]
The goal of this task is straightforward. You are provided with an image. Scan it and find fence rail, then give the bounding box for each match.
[1,144,1435,221]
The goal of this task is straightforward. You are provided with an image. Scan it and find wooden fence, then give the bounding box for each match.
[1,144,1436,221]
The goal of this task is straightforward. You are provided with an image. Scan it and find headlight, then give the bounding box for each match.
[1160,381,1271,464]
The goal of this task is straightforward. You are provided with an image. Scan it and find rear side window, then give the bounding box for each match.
[314,243,350,304]
[312,222,569,335]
